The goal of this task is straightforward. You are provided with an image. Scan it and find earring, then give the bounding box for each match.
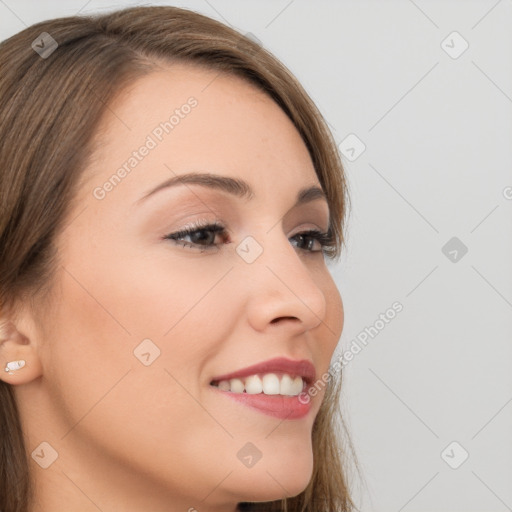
[4,360,26,373]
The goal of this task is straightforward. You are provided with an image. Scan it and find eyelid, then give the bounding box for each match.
[168,218,224,234]
[290,221,330,235]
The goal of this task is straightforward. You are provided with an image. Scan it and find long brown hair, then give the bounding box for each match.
[0,6,357,511]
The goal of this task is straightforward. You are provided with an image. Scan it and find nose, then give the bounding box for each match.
[239,233,328,335]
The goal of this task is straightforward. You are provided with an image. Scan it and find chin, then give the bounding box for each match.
[229,445,314,503]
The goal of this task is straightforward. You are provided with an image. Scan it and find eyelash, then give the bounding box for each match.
[163,220,336,255]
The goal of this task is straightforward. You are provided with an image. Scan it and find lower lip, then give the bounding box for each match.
[211,387,312,419]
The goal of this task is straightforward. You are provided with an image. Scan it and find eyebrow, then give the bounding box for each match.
[136,171,328,209]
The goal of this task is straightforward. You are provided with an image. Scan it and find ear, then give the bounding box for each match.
[0,311,43,385]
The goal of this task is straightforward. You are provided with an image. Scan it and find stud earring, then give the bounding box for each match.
[4,360,26,373]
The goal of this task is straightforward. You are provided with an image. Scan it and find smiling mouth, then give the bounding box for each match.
[208,357,315,419]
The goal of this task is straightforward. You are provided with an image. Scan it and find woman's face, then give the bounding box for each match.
[17,64,344,510]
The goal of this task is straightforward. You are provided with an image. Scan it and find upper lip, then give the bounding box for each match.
[210,357,316,385]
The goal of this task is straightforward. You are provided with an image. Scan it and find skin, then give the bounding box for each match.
[0,64,344,511]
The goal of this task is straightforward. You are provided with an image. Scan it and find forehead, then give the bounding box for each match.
[79,63,319,208]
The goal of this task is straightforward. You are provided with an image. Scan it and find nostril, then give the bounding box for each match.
[270,316,298,324]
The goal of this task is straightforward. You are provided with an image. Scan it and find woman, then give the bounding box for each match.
[0,5,356,511]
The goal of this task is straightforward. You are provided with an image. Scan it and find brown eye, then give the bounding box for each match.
[290,230,335,254]
[164,221,227,251]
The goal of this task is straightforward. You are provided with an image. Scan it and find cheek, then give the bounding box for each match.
[319,270,344,354]
[46,242,229,403]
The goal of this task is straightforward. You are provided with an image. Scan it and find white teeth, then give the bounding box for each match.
[280,374,295,396]
[245,375,263,394]
[230,378,244,393]
[215,373,305,396]
[279,375,303,395]
[262,373,280,395]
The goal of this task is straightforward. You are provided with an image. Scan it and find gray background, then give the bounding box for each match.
[1,1,511,511]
